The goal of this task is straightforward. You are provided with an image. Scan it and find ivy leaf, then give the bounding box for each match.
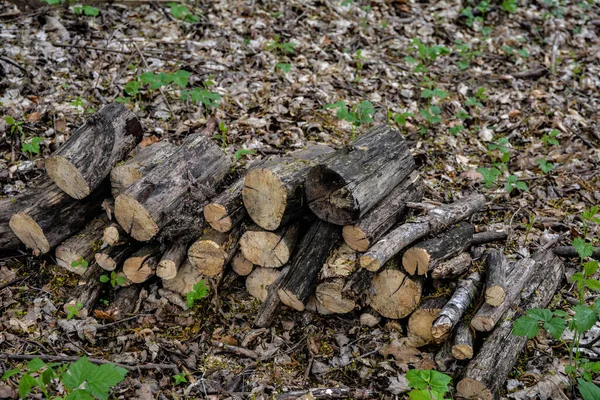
[527,308,552,322]
[573,237,594,259]
[512,315,539,339]
[573,305,598,332]
[578,379,600,400]
[543,317,566,340]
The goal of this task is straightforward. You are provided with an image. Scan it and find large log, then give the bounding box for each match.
[306,125,415,225]
[484,250,507,307]
[368,268,422,319]
[470,257,536,332]
[63,262,105,317]
[55,216,108,275]
[456,251,564,400]
[407,297,447,347]
[9,181,109,255]
[157,241,189,280]
[253,266,290,328]
[242,144,334,231]
[239,223,300,268]
[204,176,246,233]
[110,141,176,197]
[187,228,241,277]
[402,221,474,276]
[46,103,143,199]
[277,220,342,311]
[342,171,423,252]
[359,194,486,272]
[246,267,281,303]
[114,119,230,241]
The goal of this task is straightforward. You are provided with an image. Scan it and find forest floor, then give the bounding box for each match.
[1,0,600,398]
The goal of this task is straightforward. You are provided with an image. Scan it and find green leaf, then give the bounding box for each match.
[527,308,552,322]
[514,181,529,192]
[234,149,255,160]
[18,374,37,399]
[477,167,501,188]
[536,158,554,174]
[116,276,127,286]
[124,80,141,96]
[408,389,432,400]
[594,298,600,316]
[172,70,191,89]
[553,310,568,317]
[512,315,539,338]
[99,275,110,283]
[449,125,464,135]
[421,89,434,98]
[428,370,452,393]
[578,379,600,400]
[502,0,518,12]
[82,5,99,16]
[573,305,598,332]
[22,137,44,155]
[586,279,600,292]
[62,357,94,391]
[406,370,429,390]
[86,363,128,400]
[27,358,46,373]
[544,317,566,339]
[65,390,95,400]
[433,88,448,98]
[1,369,20,380]
[573,237,595,259]
[276,63,292,73]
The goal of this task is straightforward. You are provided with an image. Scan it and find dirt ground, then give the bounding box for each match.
[1,0,600,398]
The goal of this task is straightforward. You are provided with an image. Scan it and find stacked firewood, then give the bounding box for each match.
[1,104,566,398]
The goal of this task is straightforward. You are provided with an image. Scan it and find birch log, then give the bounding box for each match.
[484,250,507,306]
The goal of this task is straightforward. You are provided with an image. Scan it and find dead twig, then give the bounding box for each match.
[211,341,259,359]
[0,56,29,76]
[0,353,178,371]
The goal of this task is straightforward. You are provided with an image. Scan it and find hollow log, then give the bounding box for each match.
[239,222,300,268]
[456,251,564,400]
[431,271,481,342]
[242,144,334,231]
[231,251,254,276]
[157,241,188,280]
[484,250,507,307]
[246,267,281,303]
[114,119,229,241]
[254,266,290,328]
[110,141,176,197]
[431,253,472,280]
[553,245,600,260]
[306,125,415,225]
[315,278,356,314]
[102,223,126,248]
[407,297,448,347]
[342,171,423,251]
[359,308,382,327]
[402,222,474,276]
[55,216,108,275]
[368,268,422,319]
[9,181,109,255]
[46,103,143,199]
[123,246,160,283]
[95,242,139,271]
[188,228,241,277]
[360,194,486,272]
[320,243,358,280]
[451,322,474,360]
[277,220,341,311]
[471,257,536,332]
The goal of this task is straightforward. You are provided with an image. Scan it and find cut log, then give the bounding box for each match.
[306,295,334,315]
[231,251,254,276]
[157,241,188,280]
[342,171,423,252]
[55,216,108,275]
[306,125,415,225]
[162,259,204,297]
[46,103,143,199]
[254,266,290,328]
[95,242,139,271]
[63,262,104,317]
[114,119,230,241]
[315,278,356,314]
[553,245,600,260]
[239,222,300,268]
[342,268,375,307]
[187,228,241,277]
[105,285,142,319]
[320,243,358,280]
[204,176,246,233]
[431,271,481,342]
[402,222,474,276]
[276,220,341,311]
[122,246,160,283]
[484,250,507,306]
[456,251,564,400]
[471,257,536,332]
[470,230,508,246]
[360,194,485,272]
[246,267,281,302]
[431,253,472,280]
[242,144,334,231]
[9,181,109,255]
[102,223,126,247]
[407,297,447,347]
[359,308,382,327]
[110,141,176,197]
[368,269,422,319]
[451,322,474,360]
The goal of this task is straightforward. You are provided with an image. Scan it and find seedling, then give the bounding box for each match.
[536,158,554,174]
[166,2,200,23]
[66,302,84,320]
[324,100,375,127]
[406,369,452,400]
[267,34,297,55]
[502,0,518,12]
[505,174,529,193]
[541,129,560,147]
[393,111,413,127]
[405,38,450,73]
[234,149,255,161]
[73,5,99,16]
[186,280,209,308]
[5,116,25,136]
[216,121,228,147]
[100,271,127,288]
[71,256,89,269]
[455,40,482,70]
[173,372,188,385]
[21,137,44,156]
[276,63,292,74]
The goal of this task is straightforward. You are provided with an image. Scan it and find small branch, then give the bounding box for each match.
[553,245,600,260]
[211,341,258,359]
[0,353,178,371]
[0,276,27,292]
[0,56,29,76]
[276,388,376,400]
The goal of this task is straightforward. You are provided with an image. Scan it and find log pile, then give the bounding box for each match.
[1,106,566,395]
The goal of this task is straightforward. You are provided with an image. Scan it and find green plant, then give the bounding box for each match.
[454,40,481,70]
[267,34,297,55]
[71,256,89,269]
[5,116,24,136]
[173,372,188,385]
[541,129,560,147]
[512,207,600,399]
[536,158,554,174]
[66,302,83,320]
[21,137,44,156]
[216,121,228,147]
[1,356,127,399]
[406,369,452,400]
[234,149,255,161]
[166,2,200,23]
[324,100,375,127]
[276,63,292,74]
[405,38,450,73]
[100,271,126,288]
[505,174,529,193]
[186,280,209,308]
[393,111,414,127]
[502,0,518,13]
[73,5,99,16]
[465,87,487,108]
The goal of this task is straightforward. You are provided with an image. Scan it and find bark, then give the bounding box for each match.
[102,223,126,247]
[63,262,104,317]
[359,194,486,272]
[114,119,230,241]
[341,171,423,251]
[456,251,564,400]
[452,322,474,360]
[110,141,176,197]
[484,250,507,306]
[239,222,300,268]
[359,308,382,327]
[188,228,241,277]
[342,268,375,307]
[122,246,160,283]
[320,243,358,280]
[407,297,448,347]
[276,220,341,311]
[203,175,248,233]
[106,285,142,319]
[402,222,474,276]
[162,259,204,298]
[471,258,536,332]
[253,266,290,328]
[46,103,143,199]
[95,241,139,271]
[470,230,508,246]
[553,245,600,260]
[306,125,416,225]
[242,144,334,231]
[431,271,481,342]
[315,278,356,314]
[157,241,188,280]
[368,269,422,319]
[431,253,473,280]
[55,216,108,275]
[9,181,109,255]
[231,251,254,276]
[245,267,281,302]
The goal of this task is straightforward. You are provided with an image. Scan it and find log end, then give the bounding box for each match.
[246,268,280,302]
[204,203,233,232]
[157,259,178,280]
[103,226,121,247]
[456,378,493,400]
[110,165,143,197]
[123,256,155,283]
[240,231,291,268]
[277,287,306,311]
[431,323,451,342]
[95,253,117,271]
[231,251,254,276]
[369,269,422,319]
[359,311,381,327]
[188,240,226,277]
[315,280,356,314]
[452,344,473,360]
[242,168,287,231]
[342,225,369,252]
[485,286,506,306]
[402,247,430,276]
[359,255,381,272]
[114,193,159,241]
[470,316,494,332]
[9,212,50,255]
[306,165,357,225]
[46,155,91,200]
[55,246,89,275]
